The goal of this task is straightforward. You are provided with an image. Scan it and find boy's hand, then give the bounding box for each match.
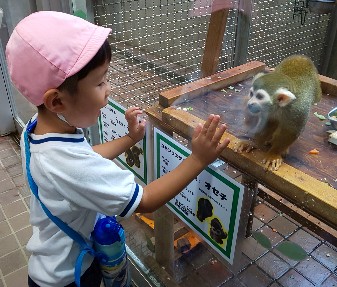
[125,107,146,143]
[191,114,230,166]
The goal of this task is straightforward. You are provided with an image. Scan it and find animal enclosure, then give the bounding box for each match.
[92,0,332,113]
[91,0,337,286]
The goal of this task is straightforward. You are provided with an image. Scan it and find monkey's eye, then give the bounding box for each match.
[249,90,253,98]
[256,93,264,100]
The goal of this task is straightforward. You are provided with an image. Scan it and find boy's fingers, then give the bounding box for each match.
[193,123,203,138]
[140,119,147,127]
[126,107,141,117]
[212,124,227,143]
[128,109,142,117]
[206,115,220,138]
[201,114,214,134]
[217,138,230,152]
[128,106,140,112]
[126,110,142,123]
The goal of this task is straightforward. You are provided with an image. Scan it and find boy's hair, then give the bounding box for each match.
[37,40,111,110]
[6,11,111,106]
[58,39,112,94]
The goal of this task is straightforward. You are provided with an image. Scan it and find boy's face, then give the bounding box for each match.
[62,61,111,128]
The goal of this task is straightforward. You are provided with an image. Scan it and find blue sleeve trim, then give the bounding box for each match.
[120,184,139,217]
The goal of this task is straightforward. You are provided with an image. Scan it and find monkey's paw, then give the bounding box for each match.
[262,155,283,171]
[234,140,255,153]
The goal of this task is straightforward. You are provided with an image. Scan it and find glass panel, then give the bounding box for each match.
[12,84,37,125]
[92,1,337,286]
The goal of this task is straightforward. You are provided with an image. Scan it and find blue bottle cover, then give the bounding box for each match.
[93,216,126,268]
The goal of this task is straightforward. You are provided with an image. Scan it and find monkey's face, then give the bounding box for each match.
[248,72,296,115]
[247,87,272,114]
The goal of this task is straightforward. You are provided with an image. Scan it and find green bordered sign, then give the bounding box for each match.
[154,128,244,264]
[98,99,148,184]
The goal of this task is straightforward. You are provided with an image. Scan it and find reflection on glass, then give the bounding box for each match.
[12,84,36,124]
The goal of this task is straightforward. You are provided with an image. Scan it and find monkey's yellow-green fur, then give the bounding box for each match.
[235,55,322,171]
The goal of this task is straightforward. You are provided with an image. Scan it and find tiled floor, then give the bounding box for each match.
[0,135,31,287]
[123,198,337,287]
[1,133,337,287]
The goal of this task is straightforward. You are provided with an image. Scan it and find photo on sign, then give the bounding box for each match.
[124,145,144,169]
[196,197,228,247]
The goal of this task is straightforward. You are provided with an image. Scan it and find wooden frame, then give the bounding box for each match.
[159,61,266,108]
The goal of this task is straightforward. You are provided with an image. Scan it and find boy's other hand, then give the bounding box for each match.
[190,114,230,167]
[125,107,146,143]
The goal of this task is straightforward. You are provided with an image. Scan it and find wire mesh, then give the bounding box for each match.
[247,0,331,68]
[93,0,238,110]
[93,0,331,111]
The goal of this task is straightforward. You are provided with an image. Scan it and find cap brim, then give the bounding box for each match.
[68,26,111,77]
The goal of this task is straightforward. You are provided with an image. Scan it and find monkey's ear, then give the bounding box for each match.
[275,88,296,107]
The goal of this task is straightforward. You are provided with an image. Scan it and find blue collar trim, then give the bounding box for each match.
[29,137,84,144]
[27,118,84,144]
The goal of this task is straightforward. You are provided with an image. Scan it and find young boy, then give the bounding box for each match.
[6,11,230,287]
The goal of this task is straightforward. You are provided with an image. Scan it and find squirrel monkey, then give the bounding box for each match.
[234,55,322,171]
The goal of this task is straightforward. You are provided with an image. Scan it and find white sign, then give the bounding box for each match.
[98,100,148,184]
[154,128,244,264]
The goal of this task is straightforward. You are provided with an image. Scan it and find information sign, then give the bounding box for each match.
[98,100,148,184]
[154,128,244,264]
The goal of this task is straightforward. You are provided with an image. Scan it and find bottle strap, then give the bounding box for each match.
[24,119,107,287]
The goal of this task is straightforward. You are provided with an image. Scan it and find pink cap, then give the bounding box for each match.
[6,11,111,106]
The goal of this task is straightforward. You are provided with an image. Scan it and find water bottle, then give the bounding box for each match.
[93,216,129,287]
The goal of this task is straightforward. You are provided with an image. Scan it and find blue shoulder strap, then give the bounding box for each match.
[24,119,107,287]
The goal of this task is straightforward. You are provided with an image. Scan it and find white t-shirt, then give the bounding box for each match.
[21,118,143,287]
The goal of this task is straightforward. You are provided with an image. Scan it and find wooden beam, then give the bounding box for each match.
[159,61,266,107]
[319,74,337,95]
[160,63,337,109]
[201,9,229,77]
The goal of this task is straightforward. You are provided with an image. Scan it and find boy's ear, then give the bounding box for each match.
[43,89,66,113]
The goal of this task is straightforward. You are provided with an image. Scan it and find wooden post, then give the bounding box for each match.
[233,0,253,67]
[150,120,175,274]
[321,3,337,78]
[154,206,174,274]
[201,9,229,77]
[241,175,258,237]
